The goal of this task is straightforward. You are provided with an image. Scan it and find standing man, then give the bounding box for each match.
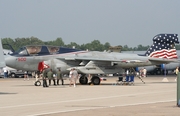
[139,68,143,77]
[175,67,179,81]
[175,67,179,75]
[57,69,64,85]
[24,71,29,81]
[72,68,79,87]
[47,69,56,86]
[143,68,147,77]
[3,67,8,78]
[42,70,48,87]
[69,69,73,87]
[125,69,130,83]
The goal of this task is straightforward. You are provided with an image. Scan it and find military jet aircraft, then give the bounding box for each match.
[3,34,179,85]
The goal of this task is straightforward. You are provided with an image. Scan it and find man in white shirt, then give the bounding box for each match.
[69,69,73,87]
[3,67,8,78]
[143,68,147,77]
[72,68,78,87]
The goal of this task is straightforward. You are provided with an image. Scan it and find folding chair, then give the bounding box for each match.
[116,76,123,85]
[123,76,130,85]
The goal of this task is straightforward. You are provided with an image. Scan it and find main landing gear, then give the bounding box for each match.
[79,75,101,85]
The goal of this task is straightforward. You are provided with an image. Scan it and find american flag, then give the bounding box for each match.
[145,34,179,59]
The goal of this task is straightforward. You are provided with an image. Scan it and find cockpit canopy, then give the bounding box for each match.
[15,45,81,56]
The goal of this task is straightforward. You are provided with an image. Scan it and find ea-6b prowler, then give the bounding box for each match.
[3,34,179,85]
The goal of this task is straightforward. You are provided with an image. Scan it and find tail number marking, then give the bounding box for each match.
[18,57,26,61]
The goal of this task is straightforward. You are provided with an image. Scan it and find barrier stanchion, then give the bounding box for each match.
[177,73,180,107]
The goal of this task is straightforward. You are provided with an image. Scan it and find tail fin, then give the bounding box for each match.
[144,34,179,59]
[3,43,15,53]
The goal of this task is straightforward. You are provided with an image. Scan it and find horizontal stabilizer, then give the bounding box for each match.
[148,57,178,63]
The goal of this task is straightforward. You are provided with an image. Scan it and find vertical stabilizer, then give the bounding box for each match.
[144,34,179,59]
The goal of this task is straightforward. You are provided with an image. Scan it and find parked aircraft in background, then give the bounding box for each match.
[3,49,13,55]
[124,49,180,75]
[134,50,180,75]
[2,34,179,85]
[137,62,180,75]
[0,66,16,78]
[0,39,6,68]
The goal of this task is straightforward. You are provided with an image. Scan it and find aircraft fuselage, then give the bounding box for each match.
[5,50,162,74]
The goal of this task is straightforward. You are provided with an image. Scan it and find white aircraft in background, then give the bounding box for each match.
[137,63,180,75]
[0,40,6,68]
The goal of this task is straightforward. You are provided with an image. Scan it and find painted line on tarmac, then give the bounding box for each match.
[27,100,175,116]
[0,90,175,109]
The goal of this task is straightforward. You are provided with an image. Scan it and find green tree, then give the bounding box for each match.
[2,37,179,52]
[2,38,15,50]
[66,42,81,49]
[54,38,65,46]
[104,42,111,50]
[122,45,129,51]
[89,40,104,51]
[44,37,64,46]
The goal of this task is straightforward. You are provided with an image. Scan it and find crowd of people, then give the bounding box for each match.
[41,68,79,88]
[125,67,147,78]
[4,65,179,87]
[138,68,147,78]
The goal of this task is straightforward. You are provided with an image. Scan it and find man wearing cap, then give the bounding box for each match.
[71,68,79,87]
[57,69,64,85]
[47,69,56,86]
[42,70,48,87]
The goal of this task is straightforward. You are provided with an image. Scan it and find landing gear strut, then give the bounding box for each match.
[34,71,41,86]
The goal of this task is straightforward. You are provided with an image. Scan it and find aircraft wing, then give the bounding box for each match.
[64,57,121,62]
[59,56,178,64]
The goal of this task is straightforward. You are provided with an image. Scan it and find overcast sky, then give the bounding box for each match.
[1,0,180,47]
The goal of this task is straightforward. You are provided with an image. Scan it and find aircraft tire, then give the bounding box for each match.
[34,80,41,86]
[79,76,88,85]
[149,72,155,75]
[92,76,100,85]
[155,70,161,75]
[11,73,16,78]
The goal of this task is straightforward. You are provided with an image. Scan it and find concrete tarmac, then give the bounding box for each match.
[0,75,180,116]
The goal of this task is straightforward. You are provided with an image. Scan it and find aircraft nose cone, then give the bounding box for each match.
[5,56,16,68]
